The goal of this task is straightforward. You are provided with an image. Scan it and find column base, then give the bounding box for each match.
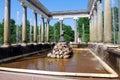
[2,44,11,47]
[21,43,27,46]
[103,43,119,49]
[2,42,11,47]
[33,43,37,45]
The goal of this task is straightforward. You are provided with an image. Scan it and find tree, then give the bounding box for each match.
[10,19,16,43]
[63,24,74,42]
[49,22,74,42]
[77,18,89,42]
[49,25,54,42]
[0,22,4,44]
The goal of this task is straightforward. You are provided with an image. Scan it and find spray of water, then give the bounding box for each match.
[82,24,85,42]
[29,18,32,43]
[54,25,56,42]
[16,11,19,44]
[111,0,116,44]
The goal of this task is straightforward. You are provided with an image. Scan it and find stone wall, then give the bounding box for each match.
[0,43,54,63]
[88,43,120,75]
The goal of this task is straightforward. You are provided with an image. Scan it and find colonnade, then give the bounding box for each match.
[5,0,114,46]
[90,0,112,43]
[59,18,78,43]
[3,0,50,46]
[4,0,79,46]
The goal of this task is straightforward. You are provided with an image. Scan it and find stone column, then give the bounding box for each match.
[74,18,78,43]
[41,17,44,42]
[22,5,27,45]
[104,0,112,43]
[91,15,94,42]
[59,19,63,36]
[44,23,47,42]
[38,24,41,43]
[97,0,103,42]
[3,0,11,47]
[46,19,50,42]
[33,12,37,44]
[93,10,97,42]
[90,16,92,42]
[118,0,120,44]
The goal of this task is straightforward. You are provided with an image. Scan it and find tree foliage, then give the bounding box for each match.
[0,17,90,44]
[77,18,89,42]
[49,22,74,42]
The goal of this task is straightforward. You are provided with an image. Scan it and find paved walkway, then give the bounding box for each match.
[0,71,119,80]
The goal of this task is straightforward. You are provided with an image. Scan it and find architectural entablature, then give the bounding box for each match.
[19,0,50,19]
[18,0,94,19]
[51,14,90,19]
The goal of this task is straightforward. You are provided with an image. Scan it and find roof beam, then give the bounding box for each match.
[51,14,89,19]
[89,0,97,16]
[18,0,93,19]
[50,10,89,19]
[18,0,49,19]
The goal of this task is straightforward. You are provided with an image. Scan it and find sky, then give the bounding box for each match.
[0,0,119,29]
[0,0,89,29]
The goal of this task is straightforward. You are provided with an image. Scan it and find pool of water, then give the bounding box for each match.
[0,49,108,74]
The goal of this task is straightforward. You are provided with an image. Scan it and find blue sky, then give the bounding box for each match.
[0,0,119,29]
[39,0,88,11]
[0,0,89,29]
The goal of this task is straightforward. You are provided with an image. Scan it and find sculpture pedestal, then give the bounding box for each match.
[47,42,73,59]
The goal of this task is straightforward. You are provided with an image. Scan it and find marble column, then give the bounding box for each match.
[38,24,41,43]
[3,0,11,47]
[33,12,37,43]
[44,23,47,42]
[90,16,92,42]
[22,5,27,45]
[104,0,112,43]
[97,0,103,42]
[74,18,78,43]
[59,19,63,36]
[41,17,44,42]
[46,19,50,42]
[93,10,97,42]
[91,15,95,42]
[118,0,120,44]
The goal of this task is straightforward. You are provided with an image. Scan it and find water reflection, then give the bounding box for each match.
[0,50,108,73]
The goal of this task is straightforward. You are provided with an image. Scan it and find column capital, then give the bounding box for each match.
[47,18,50,22]
[98,0,102,3]
[21,2,26,7]
[59,17,64,21]
[32,10,37,14]
[41,15,44,18]
[73,17,78,20]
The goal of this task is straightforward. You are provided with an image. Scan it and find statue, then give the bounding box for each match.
[59,34,65,42]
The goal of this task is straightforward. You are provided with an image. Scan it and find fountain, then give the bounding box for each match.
[47,33,73,59]
[16,11,20,43]
[82,24,85,42]
[29,18,32,43]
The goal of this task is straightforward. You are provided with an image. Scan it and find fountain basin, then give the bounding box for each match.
[0,48,118,78]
